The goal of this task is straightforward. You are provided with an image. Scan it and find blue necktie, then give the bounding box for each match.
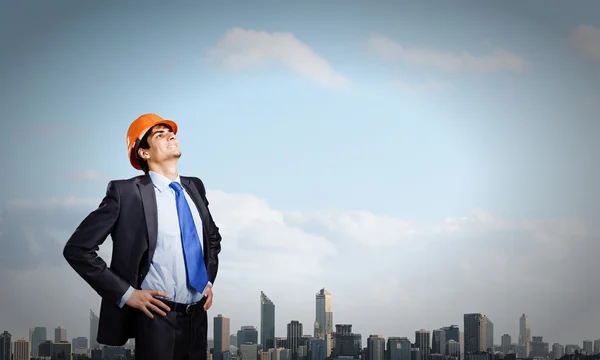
[169,181,209,293]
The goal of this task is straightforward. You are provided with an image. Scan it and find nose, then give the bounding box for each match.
[168,132,176,141]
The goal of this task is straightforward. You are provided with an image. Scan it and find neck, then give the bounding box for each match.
[148,161,179,181]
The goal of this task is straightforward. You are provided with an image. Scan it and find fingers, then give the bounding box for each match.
[142,307,154,319]
[204,293,213,311]
[134,290,171,318]
[150,297,171,313]
[147,302,167,317]
[150,289,170,298]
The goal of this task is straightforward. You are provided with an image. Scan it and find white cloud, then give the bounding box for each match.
[367,33,526,73]
[1,192,598,346]
[208,27,347,88]
[571,25,600,63]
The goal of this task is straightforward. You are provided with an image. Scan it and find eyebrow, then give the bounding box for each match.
[152,128,172,137]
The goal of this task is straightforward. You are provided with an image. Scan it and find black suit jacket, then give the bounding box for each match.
[63,174,222,346]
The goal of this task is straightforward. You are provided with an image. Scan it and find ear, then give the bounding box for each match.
[138,147,149,160]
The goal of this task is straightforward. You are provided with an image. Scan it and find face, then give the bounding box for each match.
[137,124,181,165]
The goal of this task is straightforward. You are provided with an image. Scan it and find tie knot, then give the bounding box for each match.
[169,181,183,192]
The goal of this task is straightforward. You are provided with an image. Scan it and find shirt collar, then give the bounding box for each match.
[148,170,181,193]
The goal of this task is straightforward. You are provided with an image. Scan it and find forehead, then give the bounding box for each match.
[149,123,173,135]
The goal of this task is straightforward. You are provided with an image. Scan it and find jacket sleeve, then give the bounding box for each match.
[193,177,222,285]
[63,181,131,305]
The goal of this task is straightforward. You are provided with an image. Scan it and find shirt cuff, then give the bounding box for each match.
[203,282,213,296]
[118,286,135,308]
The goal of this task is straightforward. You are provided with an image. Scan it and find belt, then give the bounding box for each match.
[158,298,204,314]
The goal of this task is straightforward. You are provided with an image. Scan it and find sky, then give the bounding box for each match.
[1,0,600,349]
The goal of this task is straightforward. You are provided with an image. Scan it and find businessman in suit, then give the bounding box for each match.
[63,113,222,360]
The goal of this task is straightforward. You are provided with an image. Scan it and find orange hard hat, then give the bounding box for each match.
[126,113,178,170]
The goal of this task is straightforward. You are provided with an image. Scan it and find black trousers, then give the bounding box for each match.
[134,298,208,360]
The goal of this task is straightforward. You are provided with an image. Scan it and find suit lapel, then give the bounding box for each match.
[181,177,209,225]
[181,177,210,259]
[137,174,158,267]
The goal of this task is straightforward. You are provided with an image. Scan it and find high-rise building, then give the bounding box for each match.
[237,326,259,347]
[29,327,46,356]
[0,331,11,360]
[241,343,259,360]
[518,314,531,357]
[446,340,460,359]
[485,318,493,349]
[583,340,593,354]
[463,313,486,354]
[55,326,67,343]
[565,344,580,355]
[39,341,72,359]
[387,337,412,360]
[72,337,88,351]
[441,325,461,359]
[309,338,327,360]
[332,325,361,358]
[13,339,30,360]
[90,309,100,350]
[314,288,333,358]
[287,321,303,360]
[552,343,564,360]
[593,339,600,354]
[314,289,333,339]
[53,342,72,359]
[501,334,511,355]
[415,329,431,359]
[214,314,231,360]
[432,329,446,355]
[367,335,385,360]
[260,291,276,350]
[531,336,549,358]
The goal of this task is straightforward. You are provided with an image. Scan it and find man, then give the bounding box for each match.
[63,113,222,360]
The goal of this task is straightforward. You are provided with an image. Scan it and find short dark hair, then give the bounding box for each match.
[136,129,152,174]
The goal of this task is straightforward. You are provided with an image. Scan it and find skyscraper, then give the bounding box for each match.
[415,329,431,360]
[368,335,385,360]
[237,326,259,347]
[287,321,303,360]
[332,325,361,358]
[553,343,565,360]
[29,327,46,357]
[501,334,511,355]
[13,339,30,360]
[0,331,11,360]
[432,329,446,355]
[442,326,460,359]
[55,326,67,343]
[387,337,412,360]
[485,318,493,349]
[90,309,100,350]
[214,314,231,360]
[260,291,275,350]
[518,314,531,357]
[463,313,486,354]
[314,288,333,339]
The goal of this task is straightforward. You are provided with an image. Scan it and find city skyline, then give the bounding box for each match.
[2,0,600,351]
[2,289,597,350]
[2,288,599,359]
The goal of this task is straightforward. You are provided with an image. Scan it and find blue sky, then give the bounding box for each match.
[1,0,600,348]
[3,0,599,220]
